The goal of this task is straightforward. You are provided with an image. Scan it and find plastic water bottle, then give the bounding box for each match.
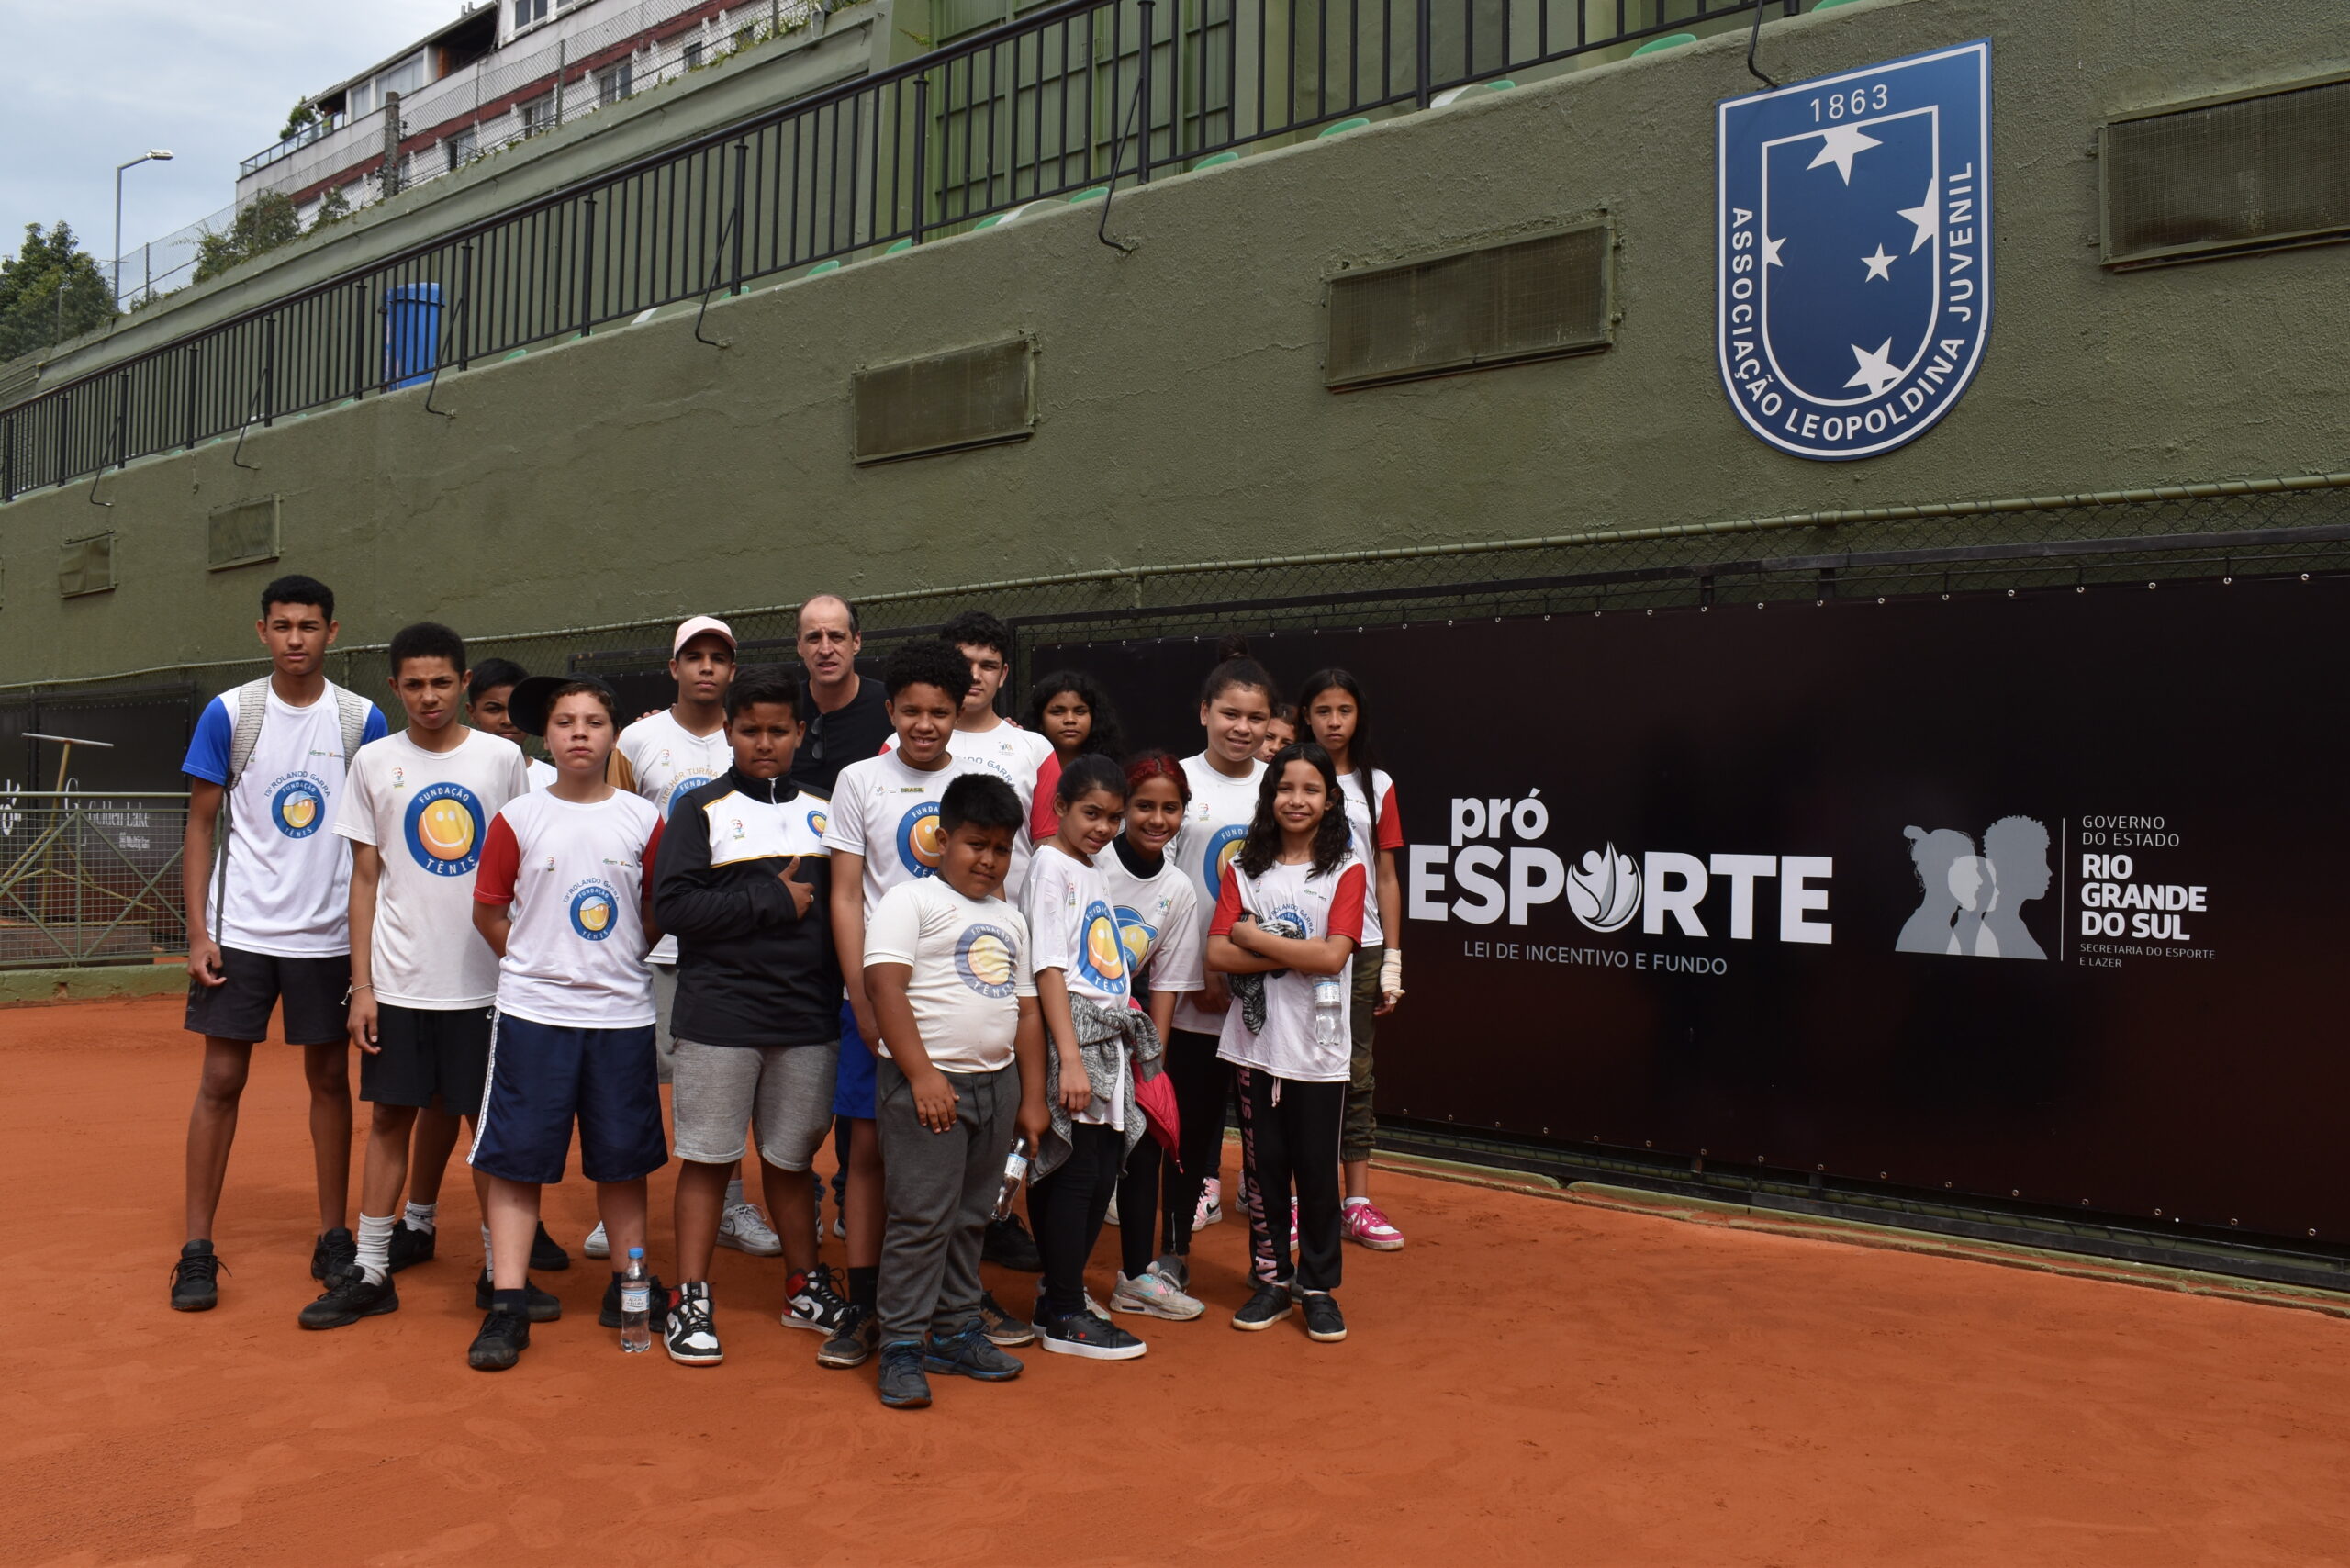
[619,1247,652,1353]
[1313,974,1346,1049]
[994,1140,1031,1220]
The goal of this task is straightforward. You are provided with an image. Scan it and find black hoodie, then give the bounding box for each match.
[654,766,839,1048]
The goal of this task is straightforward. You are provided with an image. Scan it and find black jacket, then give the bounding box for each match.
[654,767,839,1048]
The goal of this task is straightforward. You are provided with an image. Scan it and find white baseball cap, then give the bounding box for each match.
[672,615,735,655]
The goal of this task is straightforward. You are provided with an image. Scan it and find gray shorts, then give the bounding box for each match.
[670,1038,839,1170]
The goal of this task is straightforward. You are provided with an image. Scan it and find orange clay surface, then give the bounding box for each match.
[8,997,2350,1568]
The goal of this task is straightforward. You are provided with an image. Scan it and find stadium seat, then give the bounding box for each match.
[884,239,912,254]
[1430,79,1516,107]
[1067,186,1110,203]
[1318,117,1371,138]
[806,260,843,276]
[1632,32,1697,54]
[1810,0,1863,8]
[1192,151,1239,170]
[501,348,529,362]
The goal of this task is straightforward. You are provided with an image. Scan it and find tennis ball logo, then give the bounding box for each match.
[1203,823,1248,900]
[807,810,828,838]
[897,801,946,878]
[271,778,326,839]
[568,883,620,941]
[403,784,486,876]
[662,775,711,822]
[1079,902,1125,991]
[1114,905,1156,973]
[955,924,1019,999]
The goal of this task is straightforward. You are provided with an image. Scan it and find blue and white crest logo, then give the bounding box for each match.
[1718,41,1990,461]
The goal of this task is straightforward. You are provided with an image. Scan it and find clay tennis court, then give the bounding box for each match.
[11,997,2350,1567]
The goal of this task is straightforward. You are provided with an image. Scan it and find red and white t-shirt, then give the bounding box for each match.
[473,790,664,1028]
[1336,767,1404,948]
[1209,851,1367,1083]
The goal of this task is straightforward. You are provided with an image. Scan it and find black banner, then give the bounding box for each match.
[1035,575,2349,1244]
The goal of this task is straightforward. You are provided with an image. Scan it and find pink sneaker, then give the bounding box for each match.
[1192,1178,1223,1231]
[1341,1199,1405,1250]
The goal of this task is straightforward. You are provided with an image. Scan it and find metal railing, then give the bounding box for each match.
[1,0,1787,497]
[0,793,187,969]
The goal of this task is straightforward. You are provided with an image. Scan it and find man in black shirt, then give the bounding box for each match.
[789,594,892,797]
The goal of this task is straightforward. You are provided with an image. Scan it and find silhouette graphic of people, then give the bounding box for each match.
[1948,854,1991,956]
[1897,826,1975,954]
[1977,814,2051,960]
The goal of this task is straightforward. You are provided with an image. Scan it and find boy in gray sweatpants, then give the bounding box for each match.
[862,775,1049,1409]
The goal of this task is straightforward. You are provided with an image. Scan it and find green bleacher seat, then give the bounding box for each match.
[1632,32,1697,54]
[1318,117,1371,138]
[1192,151,1240,170]
[1067,186,1110,203]
[884,239,912,254]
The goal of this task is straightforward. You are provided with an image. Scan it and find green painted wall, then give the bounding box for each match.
[4,0,2345,689]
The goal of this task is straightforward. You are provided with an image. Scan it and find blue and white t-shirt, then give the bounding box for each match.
[616,709,730,966]
[183,681,387,958]
[1168,753,1263,1036]
[863,876,1034,1074]
[822,748,987,920]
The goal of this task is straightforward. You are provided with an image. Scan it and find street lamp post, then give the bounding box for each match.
[112,150,174,310]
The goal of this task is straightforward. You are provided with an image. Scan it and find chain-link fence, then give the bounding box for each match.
[0,793,187,968]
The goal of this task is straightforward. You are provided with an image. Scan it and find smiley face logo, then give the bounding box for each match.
[569,883,619,941]
[896,801,946,878]
[1078,900,1126,993]
[955,924,1019,998]
[402,783,485,876]
[1203,823,1248,901]
[272,778,326,839]
[807,809,829,838]
[1113,904,1157,974]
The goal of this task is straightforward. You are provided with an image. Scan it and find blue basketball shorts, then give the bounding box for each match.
[469,1013,668,1184]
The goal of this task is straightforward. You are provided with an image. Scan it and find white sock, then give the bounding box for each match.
[403,1200,438,1234]
[725,1178,745,1209]
[355,1213,396,1286]
[480,1224,494,1271]
[1342,1196,1370,1209]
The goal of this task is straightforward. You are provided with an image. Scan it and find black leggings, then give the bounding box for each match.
[1028,1124,1122,1316]
[1117,1136,1160,1278]
[1235,1067,1345,1294]
[1159,1028,1232,1259]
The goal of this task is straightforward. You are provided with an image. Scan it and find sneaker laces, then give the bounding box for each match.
[671,1293,715,1336]
[171,1251,225,1285]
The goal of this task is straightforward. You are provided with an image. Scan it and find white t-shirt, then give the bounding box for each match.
[1335,767,1404,949]
[182,681,388,957]
[863,877,1035,1074]
[526,757,556,790]
[472,790,664,1028]
[617,709,731,964]
[332,727,531,1008]
[1023,841,1131,1128]
[889,721,1055,888]
[1101,847,1204,999]
[1209,851,1368,1083]
[1167,754,1264,1036]
[823,749,986,919]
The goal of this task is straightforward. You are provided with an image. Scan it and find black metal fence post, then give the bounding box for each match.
[911,80,930,244]
[55,391,69,488]
[578,196,598,336]
[731,140,749,289]
[3,413,14,502]
[1416,0,1432,109]
[457,243,476,371]
[1137,0,1155,183]
[262,318,278,426]
[181,344,198,450]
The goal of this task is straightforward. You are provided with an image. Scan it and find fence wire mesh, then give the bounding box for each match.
[0,796,187,969]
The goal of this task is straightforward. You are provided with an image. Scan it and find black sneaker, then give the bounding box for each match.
[467,1305,530,1372]
[817,1303,878,1369]
[386,1221,435,1273]
[923,1320,1024,1381]
[1036,1306,1148,1361]
[298,1271,399,1329]
[977,1289,1035,1348]
[530,1221,571,1273]
[312,1226,357,1282]
[665,1282,723,1366]
[474,1271,564,1323]
[169,1240,223,1312]
[781,1263,849,1335]
[876,1339,932,1408]
[598,1271,667,1330]
[1232,1282,1293,1331]
[982,1214,1043,1272]
[1302,1290,1348,1342]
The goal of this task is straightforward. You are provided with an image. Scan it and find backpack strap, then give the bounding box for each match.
[211,677,275,944]
[330,684,372,768]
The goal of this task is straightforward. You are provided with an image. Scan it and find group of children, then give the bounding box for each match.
[168,577,1409,1406]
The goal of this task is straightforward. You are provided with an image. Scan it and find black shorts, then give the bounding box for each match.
[363,1002,493,1114]
[185,946,350,1046]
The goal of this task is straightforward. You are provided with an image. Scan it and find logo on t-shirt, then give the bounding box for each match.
[1114,904,1157,974]
[955,924,1020,998]
[403,782,485,876]
[270,775,328,838]
[1203,824,1248,901]
[1263,902,1312,939]
[896,801,946,878]
[662,776,711,821]
[568,880,620,941]
[807,809,829,837]
[1078,900,1126,993]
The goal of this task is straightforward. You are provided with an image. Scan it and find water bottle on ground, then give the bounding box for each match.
[620,1247,652,1353]
[1313,974,1345,1049]
[994,1140,1031,1220]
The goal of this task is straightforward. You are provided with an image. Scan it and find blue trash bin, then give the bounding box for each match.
[384,284,442,390]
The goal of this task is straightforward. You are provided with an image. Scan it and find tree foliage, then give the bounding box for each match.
[0,222,115,363]
[193,193,302,286]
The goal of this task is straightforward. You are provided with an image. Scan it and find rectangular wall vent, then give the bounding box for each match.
[1325,223,1613,390]
[60,533,115,599]
[208,496,282,571]
[853,338,1035,465]
[2103,75,2350,269]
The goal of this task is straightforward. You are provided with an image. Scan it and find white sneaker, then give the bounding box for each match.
[1111,1263,1204,1321]
[583,1221,610,1260]
[1105,1192,1121,1227]
[717,1202,783,1258]
[1194,1177,1223,1230]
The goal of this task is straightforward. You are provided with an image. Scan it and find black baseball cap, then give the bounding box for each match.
[507,674,617,737]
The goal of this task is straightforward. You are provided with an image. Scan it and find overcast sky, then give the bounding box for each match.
[0,0,455,269]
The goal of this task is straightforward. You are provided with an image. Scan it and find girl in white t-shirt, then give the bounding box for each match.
[1021,754,1152,1361]
[1205,741,1366,1345]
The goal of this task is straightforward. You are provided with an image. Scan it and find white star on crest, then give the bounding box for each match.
[1897,179,1939,252]
[1843,339,1903,397]
[1860,244,1895,281]
[1762,235,1785,267]
[1807,124,1883,185]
